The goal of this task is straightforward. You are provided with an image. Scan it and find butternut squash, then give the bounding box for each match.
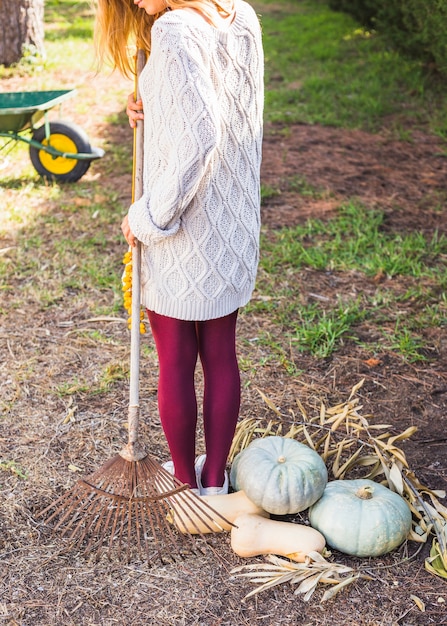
[230,513,326,562]
[169,490,269,535]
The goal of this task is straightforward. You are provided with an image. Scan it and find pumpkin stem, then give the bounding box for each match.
[356,485,374,500]
[277,456,286,464]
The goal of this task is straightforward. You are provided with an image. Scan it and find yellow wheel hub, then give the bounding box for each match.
[39,133,79,175]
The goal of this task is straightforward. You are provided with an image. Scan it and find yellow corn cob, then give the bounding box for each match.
[122,249,145,334]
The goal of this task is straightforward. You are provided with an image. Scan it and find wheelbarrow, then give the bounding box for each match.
[0,89,104,183]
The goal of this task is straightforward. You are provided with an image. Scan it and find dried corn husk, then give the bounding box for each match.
[230,379,447,596]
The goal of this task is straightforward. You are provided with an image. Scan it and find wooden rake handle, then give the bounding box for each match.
[122,49,147,462]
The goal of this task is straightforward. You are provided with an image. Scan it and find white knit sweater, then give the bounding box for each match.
[128,1,264,320]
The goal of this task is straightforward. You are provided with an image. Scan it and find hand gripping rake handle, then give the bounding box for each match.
[120,49,147,463]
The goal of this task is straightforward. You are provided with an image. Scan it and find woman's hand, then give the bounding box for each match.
[126,92,144,129]
[122,214,137,247]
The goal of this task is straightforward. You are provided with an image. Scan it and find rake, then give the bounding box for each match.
[37,51,232,563]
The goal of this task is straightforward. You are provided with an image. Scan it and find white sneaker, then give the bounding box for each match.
[162,459,200,495]
[200,474,229,496]
[195,454,229,496]
[162,460,175,475]
[194,454,207,487]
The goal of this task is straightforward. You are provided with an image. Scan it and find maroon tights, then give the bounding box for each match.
[147,309,240,489]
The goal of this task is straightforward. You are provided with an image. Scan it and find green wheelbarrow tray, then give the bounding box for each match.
[0,89,105,182]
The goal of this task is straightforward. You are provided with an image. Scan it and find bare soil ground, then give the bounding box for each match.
[1,68,447,625]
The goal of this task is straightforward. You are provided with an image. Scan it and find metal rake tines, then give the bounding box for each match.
[38,455,233,563]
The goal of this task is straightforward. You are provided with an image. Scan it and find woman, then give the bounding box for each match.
[95,0,264,494]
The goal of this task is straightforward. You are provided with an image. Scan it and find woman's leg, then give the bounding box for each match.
[197,310,240,488]
[147,310,199,489]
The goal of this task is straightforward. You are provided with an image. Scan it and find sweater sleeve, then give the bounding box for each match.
[128,21,220,244]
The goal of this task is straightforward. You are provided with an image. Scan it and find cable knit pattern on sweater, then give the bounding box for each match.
[128,0,264,320]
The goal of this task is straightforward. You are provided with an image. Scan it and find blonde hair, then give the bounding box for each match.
[93,0,234,77]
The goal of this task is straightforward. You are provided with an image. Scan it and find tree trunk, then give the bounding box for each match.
[0,0,45,67]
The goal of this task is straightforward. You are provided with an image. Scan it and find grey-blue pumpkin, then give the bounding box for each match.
[308,478,412,557]
[231,436,328,515]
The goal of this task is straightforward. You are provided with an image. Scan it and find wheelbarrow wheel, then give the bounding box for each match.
[30,121,93,183]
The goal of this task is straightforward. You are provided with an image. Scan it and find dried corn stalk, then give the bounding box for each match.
[232,551,372,602]
[230,379,447,584]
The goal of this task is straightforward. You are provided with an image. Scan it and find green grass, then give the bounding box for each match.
[289,298,366,359]
[247,202,447,361]
[257,0,447,133]
[261,203,447,279]
[261,183,281,203]
[0,181,125,313]
[53,360,129,397]
[4,0,447,133]
[1,0,446,368]
[0,460,28,480]
[44,0,94,43]
[286,175,328,199]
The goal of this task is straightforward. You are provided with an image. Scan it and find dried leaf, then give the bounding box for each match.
[386,445,409,467]
[425,539,447,579]
[354,455,382,467]
[301,423,317,450]
[284,424,303,440]
[231,561,290,575]
[427,493,447,520]
[295,398,309,420]
[322,431,332,462]
[387,426,418,444]
[430,489,446,499]
[232,552,358,601]
[389,462,404,495]
[363,358,382,367]
[425,560,447,580]
[303,551,321,562]
[62,403,78,424]
[298,571,328,601]
[325,401,347,416]
[410,595,426,612]
[319,402,326,424]
[256,388,281,416]
[407,528,430,543]
[423,500,443,521]
[363,462,385,481]
[238,424,258,451]
[242,574,293,598]
[331,442,346,477]
[329,406,350,431]
[371,445,391,483]
[321,575,360,602]
[68,464,83,472]
[406,499,426,524]
[374,431,393,441]
[348,378,365,399]
[334,446,364,479]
